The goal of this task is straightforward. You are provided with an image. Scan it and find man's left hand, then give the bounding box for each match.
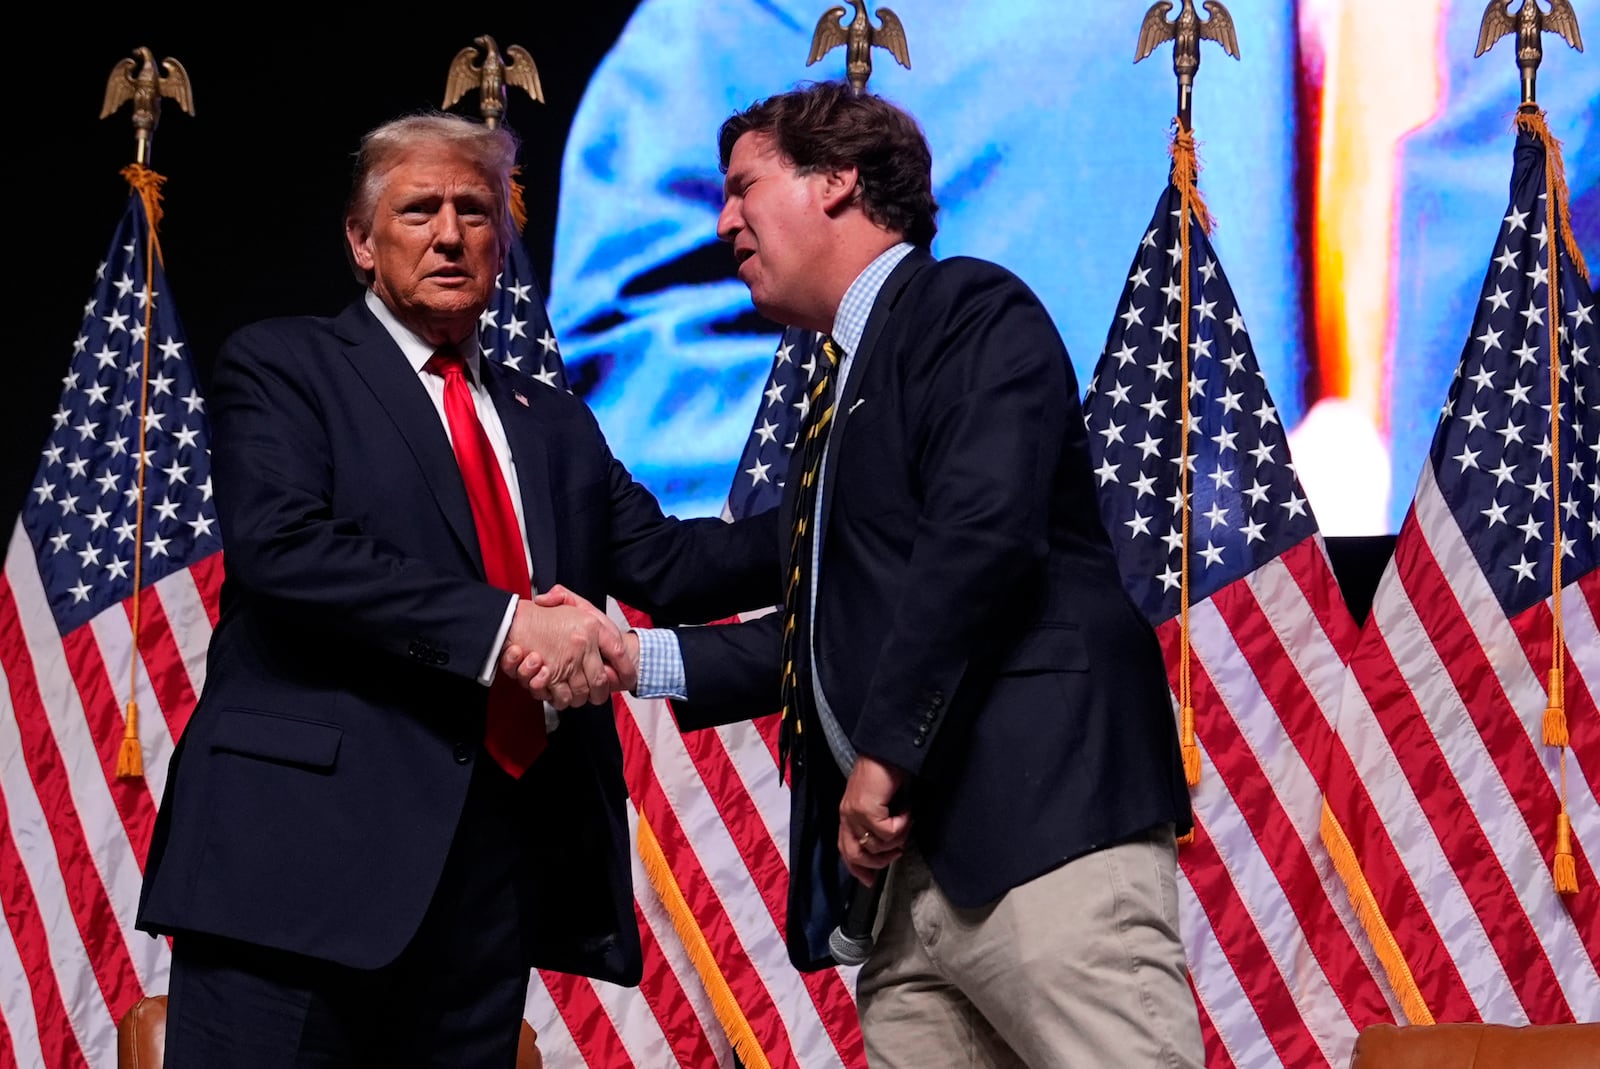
[839,754,911,885]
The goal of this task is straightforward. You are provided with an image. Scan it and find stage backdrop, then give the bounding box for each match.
[9,2,1599,541]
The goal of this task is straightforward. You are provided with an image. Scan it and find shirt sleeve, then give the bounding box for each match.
[477,594,519,686]
[634,627,688,700]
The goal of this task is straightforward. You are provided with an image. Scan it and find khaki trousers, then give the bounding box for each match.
[856,827,1203,1069]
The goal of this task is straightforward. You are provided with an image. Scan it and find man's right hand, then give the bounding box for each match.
[500,590,633,709]
[499,586,638,708]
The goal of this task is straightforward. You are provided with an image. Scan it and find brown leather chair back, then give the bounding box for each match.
[116,995,543,1068]
[1350,1021,1600,1069]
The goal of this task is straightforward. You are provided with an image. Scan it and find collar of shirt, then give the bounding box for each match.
[364,289,486,386]
[829,241,915,360]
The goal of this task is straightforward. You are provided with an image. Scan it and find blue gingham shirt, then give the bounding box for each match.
[637,244,914,768]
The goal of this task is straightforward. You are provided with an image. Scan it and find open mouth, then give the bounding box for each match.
[734,248,755,267]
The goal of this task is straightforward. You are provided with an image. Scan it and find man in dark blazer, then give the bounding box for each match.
[136,112,768,1067]
[516,82,1205,1067]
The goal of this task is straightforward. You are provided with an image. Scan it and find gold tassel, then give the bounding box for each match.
[1544,668,1569,747]
[117,700,144,778]
[1181,704,1201,786]
[1554,811,1579,895]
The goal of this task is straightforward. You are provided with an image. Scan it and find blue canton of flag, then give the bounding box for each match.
[1083,184,1321,622]
[20,192,220,634]
[480,236,567,390]
[726,326,826,521]
[1431,130,1599,612]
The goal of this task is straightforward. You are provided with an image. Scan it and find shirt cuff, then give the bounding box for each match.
[634,628,688,700]
[479,594,518,686]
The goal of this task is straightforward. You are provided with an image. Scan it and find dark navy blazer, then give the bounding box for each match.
[673,251,1193,971]
[137,297,771,983]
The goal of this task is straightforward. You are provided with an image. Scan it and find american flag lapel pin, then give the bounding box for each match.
[513,390,529,407]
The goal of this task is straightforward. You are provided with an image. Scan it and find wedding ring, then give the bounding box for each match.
[858,830,873,848]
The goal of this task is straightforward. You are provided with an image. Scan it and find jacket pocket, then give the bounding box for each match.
[998,625,1089,674]
[210,707,343,770]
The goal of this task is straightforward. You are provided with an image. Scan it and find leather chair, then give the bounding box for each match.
[116,994,544,1068]
[1350,1021,1600,1068]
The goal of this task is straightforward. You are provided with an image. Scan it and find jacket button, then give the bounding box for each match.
[452,741,472,764]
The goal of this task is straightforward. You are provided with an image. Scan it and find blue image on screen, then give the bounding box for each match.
[548,0,1597,532]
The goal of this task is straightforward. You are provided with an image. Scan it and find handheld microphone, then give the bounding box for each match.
[828,873,886,966]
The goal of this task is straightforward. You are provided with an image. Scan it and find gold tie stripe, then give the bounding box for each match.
[777,336,841,778]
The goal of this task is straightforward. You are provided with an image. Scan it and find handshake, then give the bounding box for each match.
[497,585,639,709]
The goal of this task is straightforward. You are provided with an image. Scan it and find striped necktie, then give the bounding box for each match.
[777,335,841,778]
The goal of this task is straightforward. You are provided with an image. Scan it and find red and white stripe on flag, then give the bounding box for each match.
[1,524,221,1069]
[1324,466,1600,1023]
[1320,122,1600,1027]
[1161,535,1401,1069]
[521,600,865,1068]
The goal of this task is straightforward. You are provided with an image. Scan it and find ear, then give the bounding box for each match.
[818,166,861,216]
[345,221,375,272]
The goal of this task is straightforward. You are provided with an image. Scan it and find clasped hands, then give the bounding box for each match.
[498,585,638,709]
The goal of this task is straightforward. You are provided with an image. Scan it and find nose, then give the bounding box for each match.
[716,198,741,244]
[434,205,464,250]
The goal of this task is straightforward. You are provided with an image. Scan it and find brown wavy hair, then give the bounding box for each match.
[718,81,938,248]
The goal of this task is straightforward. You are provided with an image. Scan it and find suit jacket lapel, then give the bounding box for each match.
[335,300,485,574]
[817,249,932,546]
[483,362,558,590]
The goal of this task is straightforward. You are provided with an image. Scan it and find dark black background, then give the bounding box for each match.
[11,6,640,534]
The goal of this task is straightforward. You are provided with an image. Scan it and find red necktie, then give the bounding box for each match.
[425,348,546,777]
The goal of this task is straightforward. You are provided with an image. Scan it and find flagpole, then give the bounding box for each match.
[99,46,194,779]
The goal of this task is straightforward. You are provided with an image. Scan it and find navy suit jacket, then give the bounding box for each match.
[137,297,768,983]
[673,251,1192,970]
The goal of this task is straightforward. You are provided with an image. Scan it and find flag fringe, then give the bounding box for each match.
[1168,127,1214,236]
[120,163,167,239]
[1318,801,1434,1024]
[1514,108,1590,285]
[635,813,772,1069]
[510,167,529,235]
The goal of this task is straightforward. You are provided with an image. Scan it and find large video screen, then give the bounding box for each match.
[545,0,1598,534]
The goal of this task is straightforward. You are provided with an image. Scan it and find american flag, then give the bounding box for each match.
[0,176,223,1068]
[480,235,568,390]
[1322,124,1600,1024]
[604,323,866,1068]
[1082,158,1400,1068]
[490,233,862,1063]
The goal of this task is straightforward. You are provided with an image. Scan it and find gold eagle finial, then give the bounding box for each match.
[807,1,911,95]
[1475,0,1584,105]
[443,35,544,129]
[1135,0,1240,130]
[100,46,194,165]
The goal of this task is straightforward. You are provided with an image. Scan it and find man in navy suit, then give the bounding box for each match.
[521,81,1204,1066]
[136,112,770,1067]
